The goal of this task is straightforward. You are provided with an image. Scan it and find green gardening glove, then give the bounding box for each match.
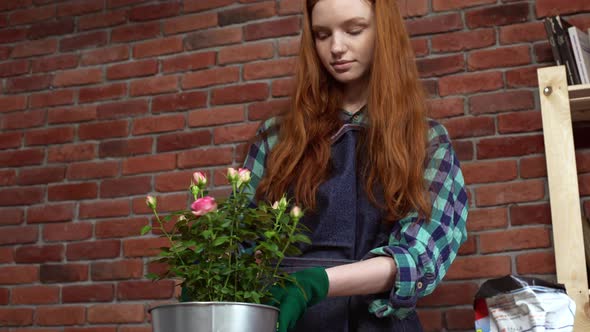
[269,267,329,332]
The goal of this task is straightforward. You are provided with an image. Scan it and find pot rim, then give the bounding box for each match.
[149,301,279,313]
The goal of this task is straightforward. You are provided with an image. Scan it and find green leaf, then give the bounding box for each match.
[212,236,229,246]
[140,225,152,235]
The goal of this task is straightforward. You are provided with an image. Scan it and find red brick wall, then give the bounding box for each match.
[0,0,589,331]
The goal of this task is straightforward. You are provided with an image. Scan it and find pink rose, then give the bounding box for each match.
[146,195,157,209]
[227,168,238,183]
[193,171,207,188]
[191,196,217,216]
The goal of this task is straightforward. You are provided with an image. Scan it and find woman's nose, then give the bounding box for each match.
[330,34,347,56]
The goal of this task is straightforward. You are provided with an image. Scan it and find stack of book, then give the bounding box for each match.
[544,16,590,85]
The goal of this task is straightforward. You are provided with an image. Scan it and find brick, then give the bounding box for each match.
[0,0,30,11]
[398,0,428,17]
[118,280,174,300]
[520,156,547,179]
[10,6,55,25]
[477,135,544,159]
[43,222,93,242]
[214,123,259,144]
[132,192,187,214]
[498,110,542,134]
[66,161,117,182]
[28,18,74,39]
[469,90,535,114]
[579,173,590,196]
[0,266,39,285]
[248,99,289,120]
[66,327,117,332]
[2,109,45,130]
[0,308,33,326]
[60,31,107,52]
[57,0,102,16]
[481,227,551,253]
[462,160,517,185]
[156,130,211,152]
[432,0,495,11]
[0,95,26,112]
[81,45,129,66]
[0,169,15,186]
[507,66,540,88]
[516,251,556,274]
[177,147,234,169]
[111,22,160,43]
[48,182,98,201]
[278,37,300,56]
[458,236,476,255]
[133,36,183,59]
[122,154,176,175]
[417,282,479,307]
[123,237,169,257]
[79,120,129,140]
[25,127,75,146]
[15,245,63,264]
[130,76,178,97]
[0,28,27,44]
[155,170,195,192]
[535,0,590,18]
[577,151,590,173]
[66,240,120,261]
[119,326,152,332]
[48,143,96,162]
[475,180,545,207]
[534,43,554,63]
[445,255,511,280]
[0,287,6,304]
[41,264,88,283]
[79,83,127,103]
[28,202,74,223]
[445,308,474,330]
[0,59,28,77]
[244,17,300,40]
[412,38,429,56]
[466,207,508,232]
[272,77,295,97]
[406,13,462,36]
[219,2,275,26]
[416,310,443,332]
[184,27,242,50]
[426,98,464,119]
[0,207,24,226]
[87,304,144,324]
[132,114,185,135]
[466,3,529,28]
[161,51,216,73]
[79,10,127,30]
[30,90,75,108]
[438,71,503,96]
[244,58,296,81]
[99,137,152,158]
[152,91,207,113]
[0,148,44,168]
[48,105,97,124]
[97,100,149,119]
[12,286,59,305]
[100,176,151,198]
[500,21,546,45]
[278,0,301,14]
[96,217,149,239]
[36,306,85,326]
[184,0,234,13]
[0,132,21,149]
[54,68,102,87]
[442,116,494,139]
[468,46,531,70]
[107,0,148,9]
[91,259,143,281]
[0,187,43,206]
[163,12,217,35]
[212,83,269,105]
[79,199,129,219]
[416,54,464,78]
[189,105,245,127]
[0,225,37,245]
[6,74,52,93]
[219,42,282,64]
[128,3,180,21]
[422,79,438,97]
[183,66,239,89]
[16,166,64,186]
[63,284,114,303]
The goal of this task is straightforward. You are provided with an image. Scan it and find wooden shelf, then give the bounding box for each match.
[569,83,590,121]
[538,65,590,331]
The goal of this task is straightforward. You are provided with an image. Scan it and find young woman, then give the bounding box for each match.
[243,0,468,331]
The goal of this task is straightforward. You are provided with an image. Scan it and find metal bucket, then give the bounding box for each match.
[150,302,279,332]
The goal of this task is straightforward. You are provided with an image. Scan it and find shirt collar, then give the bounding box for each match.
[340,104,367,124]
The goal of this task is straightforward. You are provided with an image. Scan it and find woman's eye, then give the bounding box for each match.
[315,32,329,40]
[348,29,363,36]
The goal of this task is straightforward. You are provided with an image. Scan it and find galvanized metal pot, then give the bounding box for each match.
[150,302,279,332]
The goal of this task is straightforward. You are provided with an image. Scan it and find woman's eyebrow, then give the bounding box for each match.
[311,17,369,30]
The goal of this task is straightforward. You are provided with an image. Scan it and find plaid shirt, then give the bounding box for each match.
[243,110,468,319]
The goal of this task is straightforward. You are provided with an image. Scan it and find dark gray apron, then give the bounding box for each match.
[280,123,424,331]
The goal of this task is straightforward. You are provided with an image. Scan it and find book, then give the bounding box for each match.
[568,26,590,84]
[553,16,581,85]
[543,17,562,66]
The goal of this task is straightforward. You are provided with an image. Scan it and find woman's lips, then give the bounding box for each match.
[332,60,354,72]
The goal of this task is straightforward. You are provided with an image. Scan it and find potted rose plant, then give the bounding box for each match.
[142,168,310,332]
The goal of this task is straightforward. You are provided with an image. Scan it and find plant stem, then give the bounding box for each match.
[152,208,186,267]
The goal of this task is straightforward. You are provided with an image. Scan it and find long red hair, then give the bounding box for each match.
[256,0,431,222]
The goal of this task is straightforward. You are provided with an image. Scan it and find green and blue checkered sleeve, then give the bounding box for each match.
[364,120,469,319]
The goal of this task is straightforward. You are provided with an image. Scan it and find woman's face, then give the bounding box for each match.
[311,0,375,86]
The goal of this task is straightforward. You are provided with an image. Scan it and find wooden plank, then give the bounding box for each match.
[538,65,590,331]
